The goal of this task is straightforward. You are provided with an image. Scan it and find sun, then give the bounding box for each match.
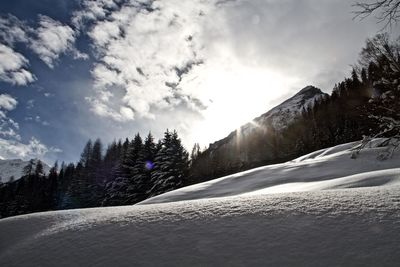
[186,64,300,148]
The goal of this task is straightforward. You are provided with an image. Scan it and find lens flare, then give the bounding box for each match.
[145,161,154,170]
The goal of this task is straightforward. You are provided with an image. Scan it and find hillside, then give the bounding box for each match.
[208,85,327,150]
[142,139,400,204]
[190,85,331,183]
[0,159,50,184]
[0,140,399,266]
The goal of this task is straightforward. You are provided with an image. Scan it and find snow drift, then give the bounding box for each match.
[0,140,400,266]
[141,139,400,204]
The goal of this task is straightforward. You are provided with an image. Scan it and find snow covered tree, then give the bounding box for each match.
[148,130,189,197]
[353,34,400,159]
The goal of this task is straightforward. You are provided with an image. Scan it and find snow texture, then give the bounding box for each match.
[0,140,400,266]
[141,139,400,204]
[255,85,327,131]
[1,188,400,266]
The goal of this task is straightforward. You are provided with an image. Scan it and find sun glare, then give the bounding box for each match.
[188,65,300,147]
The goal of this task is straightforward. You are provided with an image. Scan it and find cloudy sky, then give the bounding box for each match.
[0,0,388,164]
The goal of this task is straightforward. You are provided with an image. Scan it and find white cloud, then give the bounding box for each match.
[0,0,382,151]
[30,15,78,68]
[72,49,89,60]
[25,115,50,126]
[26,99,35,109]
[0,137,61,160]
[0,14,87,84]
[78,0,211,120]
[0,14,29,45]
[0,94,20,140]
[120,106,135,120]
[34,115,50,126]
[0,94,60,160]
[0,15,35,85]
[0,94,18,110]
[0,44,36,85]
[72,0,122,28]
[73,0,386,148]
[86,96,135,121]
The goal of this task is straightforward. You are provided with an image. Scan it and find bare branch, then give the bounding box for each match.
[353,0,400,29]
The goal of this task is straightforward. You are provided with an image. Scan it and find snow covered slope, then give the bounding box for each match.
[202,86,328,170]
[0,188,400,266]
[141,139,400,204]
[0,159,50,183]
[209,86,327,150]
[254,85,327,131]
[0,140,400,266]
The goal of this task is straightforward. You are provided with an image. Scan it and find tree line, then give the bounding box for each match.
[0,130,189,218]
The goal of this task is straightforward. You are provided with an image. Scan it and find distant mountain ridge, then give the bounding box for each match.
[0,159,50,183]
[255,85,327,130]
[210,86,327,150]
[190,85,329,183]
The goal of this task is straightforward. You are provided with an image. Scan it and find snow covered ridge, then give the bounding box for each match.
[254,85,328,131]
[0,159,50,183]
[141,139,400,204]
[209,85,327,150]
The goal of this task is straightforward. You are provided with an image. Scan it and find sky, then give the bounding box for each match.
[0,0,389,164]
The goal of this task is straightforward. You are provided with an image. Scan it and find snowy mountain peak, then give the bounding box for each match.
[254,85,327,131]
[295,85,322,96]
[0,158,50,183]
[208,85,327,152]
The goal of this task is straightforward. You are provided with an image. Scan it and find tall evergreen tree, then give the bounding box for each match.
[130,132,156,202]
[34,160,44,177]
[80,140,93,169]
[148,130,189,197]
[102,134,143,205]
[46,161,58,209]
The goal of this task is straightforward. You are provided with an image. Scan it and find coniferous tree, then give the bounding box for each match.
[47,161,58,209]
[91,139,103,166]
[148,130,189,196]
[103,134,143,205]
[68,139,99,208]
[103,140,119,183]
[191,143,201,161]
[131,132,156,202]
[58,163,75,209]
[80,140,93,169]
[34,160,44,177]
